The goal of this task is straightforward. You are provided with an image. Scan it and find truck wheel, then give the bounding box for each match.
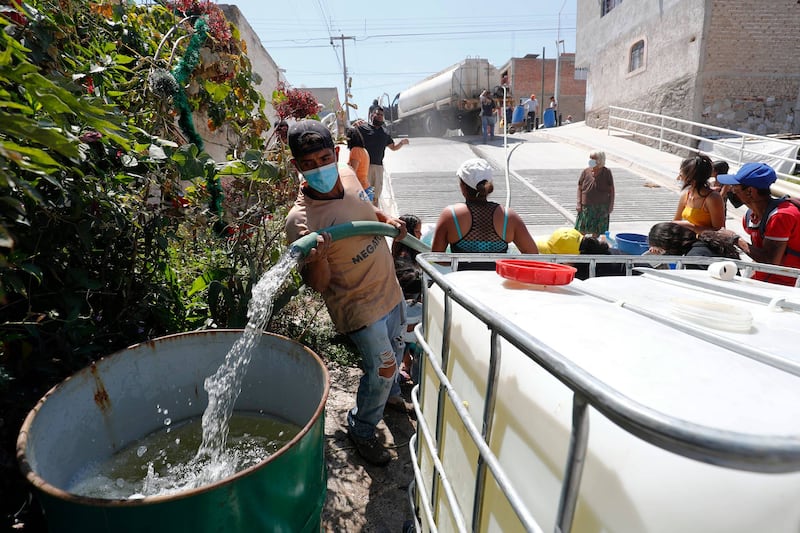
[422,113,447,137]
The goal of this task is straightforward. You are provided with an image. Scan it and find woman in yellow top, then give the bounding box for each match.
[673,154,725,233]
[345,126,373,201]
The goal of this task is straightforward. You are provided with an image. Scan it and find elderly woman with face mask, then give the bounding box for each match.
[575,150,615,236]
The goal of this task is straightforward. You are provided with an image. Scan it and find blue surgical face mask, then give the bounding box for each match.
[588,159,597,168]
[302,162,339,193]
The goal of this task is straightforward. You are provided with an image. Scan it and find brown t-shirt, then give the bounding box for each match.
[577,166,615,210]
[285,165,402,333]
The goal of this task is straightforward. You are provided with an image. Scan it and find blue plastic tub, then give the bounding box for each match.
[512,105,525,124]
[615,233,649,255]
[543,108,556,128]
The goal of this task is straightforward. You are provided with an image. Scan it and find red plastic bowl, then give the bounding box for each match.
[495,260,577,286]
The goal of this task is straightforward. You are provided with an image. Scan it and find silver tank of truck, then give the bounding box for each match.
[396,57,498,119]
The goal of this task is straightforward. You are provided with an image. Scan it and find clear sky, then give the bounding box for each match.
[225,1,576,121]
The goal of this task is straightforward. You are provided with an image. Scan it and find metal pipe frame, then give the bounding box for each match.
[555,394,590,533]
[411,331,544,533]
[471,330,502,530]
[607,105,800,193]
[416,253,800,474]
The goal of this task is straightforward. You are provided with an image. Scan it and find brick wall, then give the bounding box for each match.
[576,0,800,135]
[509,54,587,123]
[700,1,800,134]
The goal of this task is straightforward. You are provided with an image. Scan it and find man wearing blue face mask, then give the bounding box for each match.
[284,120,409,466]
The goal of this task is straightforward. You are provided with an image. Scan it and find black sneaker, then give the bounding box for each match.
[347,431,392,466]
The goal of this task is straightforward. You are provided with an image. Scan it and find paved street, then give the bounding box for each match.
[380,123,748,240]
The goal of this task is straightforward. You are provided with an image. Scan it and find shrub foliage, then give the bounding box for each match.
[0,1,324,529]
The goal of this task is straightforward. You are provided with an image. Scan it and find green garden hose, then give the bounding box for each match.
[289,221,429,258]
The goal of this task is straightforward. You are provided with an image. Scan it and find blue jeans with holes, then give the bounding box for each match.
[346,301,404,439]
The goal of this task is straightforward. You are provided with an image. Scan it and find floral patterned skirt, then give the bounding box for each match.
[575,204,610,235]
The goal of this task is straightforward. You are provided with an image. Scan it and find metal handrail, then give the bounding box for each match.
[409,253,800,533]
[410,328,544,533]
[607,105,800,198]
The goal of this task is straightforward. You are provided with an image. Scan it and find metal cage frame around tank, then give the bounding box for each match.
[405,253,800,533]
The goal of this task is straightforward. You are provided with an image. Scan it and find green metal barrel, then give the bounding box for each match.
[17,330,329,533]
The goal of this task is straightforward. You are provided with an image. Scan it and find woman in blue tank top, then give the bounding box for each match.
[432,158,539,256]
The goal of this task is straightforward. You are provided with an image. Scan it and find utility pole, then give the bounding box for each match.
[555,39,564,115]
[554,0,567,124]
[330,34,355,123]
[540,46,546,124]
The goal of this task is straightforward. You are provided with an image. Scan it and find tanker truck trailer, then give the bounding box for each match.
[387,57,512,137]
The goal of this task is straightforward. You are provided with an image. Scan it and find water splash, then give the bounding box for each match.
[66,250,309,497]
[64,248,312,499]
[195,251,299,468]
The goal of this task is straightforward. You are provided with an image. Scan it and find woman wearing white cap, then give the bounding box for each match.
[431,158,538,255]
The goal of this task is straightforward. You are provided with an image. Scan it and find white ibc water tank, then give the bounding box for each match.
[416,269,800,532]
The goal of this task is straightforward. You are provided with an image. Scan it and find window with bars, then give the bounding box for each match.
[629,40,645,72]
[602,0,622,16]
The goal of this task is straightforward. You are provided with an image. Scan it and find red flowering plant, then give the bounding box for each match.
[165,0,232,45]
[272,81,321,120]
[0,0,27,26]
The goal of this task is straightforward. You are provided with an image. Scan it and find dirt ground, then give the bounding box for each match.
[321,362,417,533]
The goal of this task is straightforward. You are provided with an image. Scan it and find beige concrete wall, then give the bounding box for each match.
[577,0,706,129]
[220,5,284,127]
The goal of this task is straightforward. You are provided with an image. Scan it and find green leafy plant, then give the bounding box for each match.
[0,3,352,530]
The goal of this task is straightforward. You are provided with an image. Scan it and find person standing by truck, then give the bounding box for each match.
[355,106,409,207]
[480,90,497,143]
[523,94,539,131]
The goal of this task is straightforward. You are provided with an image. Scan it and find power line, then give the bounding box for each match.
[262,28,575,51]
[313,0,342,71]
[287,69,435,76]
[260,25,575,45]
[246,14,576,33]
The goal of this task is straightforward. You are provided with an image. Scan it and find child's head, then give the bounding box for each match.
[579,235,611,254]
[392,214,422,259]
[712,160,729,178]
[400,214,421,238]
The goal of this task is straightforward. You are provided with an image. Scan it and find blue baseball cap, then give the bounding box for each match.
[716,162,777,189]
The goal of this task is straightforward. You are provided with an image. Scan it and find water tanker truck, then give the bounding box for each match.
[387,57,512,137]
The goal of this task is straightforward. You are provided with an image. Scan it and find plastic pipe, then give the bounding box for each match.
[289,221,430,258]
